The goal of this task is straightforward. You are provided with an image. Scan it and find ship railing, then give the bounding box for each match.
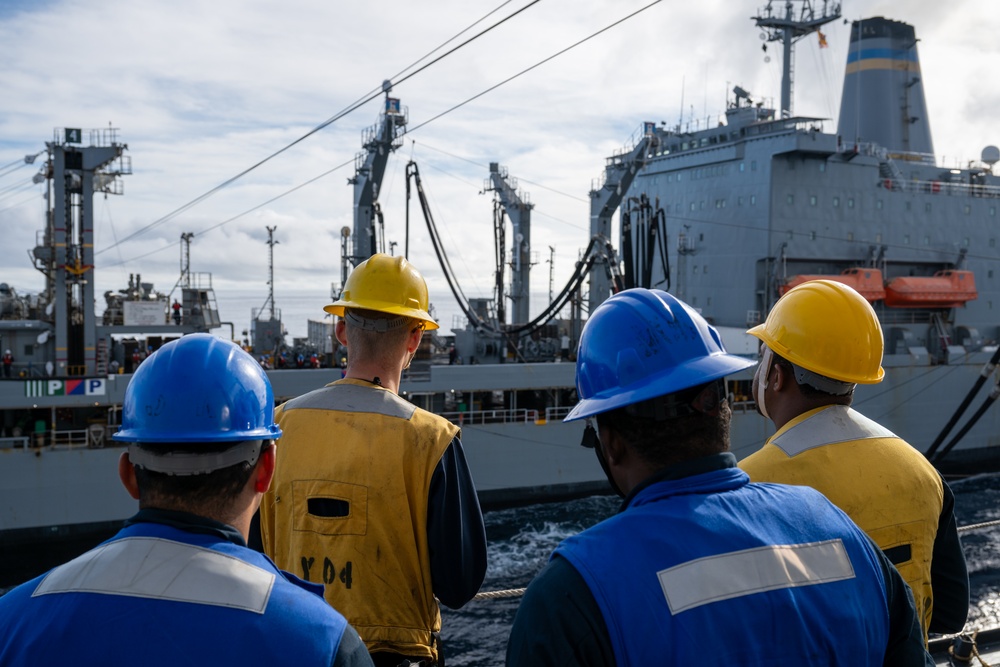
[0,436,30,450]
[437,408,541,426]
[879,178,1000,199]
[49,429,89,450]
[544,406,574,422]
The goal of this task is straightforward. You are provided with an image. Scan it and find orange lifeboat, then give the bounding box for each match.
[779,268,886,302]
[883,270,977,308]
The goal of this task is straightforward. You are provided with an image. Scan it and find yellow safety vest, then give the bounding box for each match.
[740,405,943,641]
[260,378,458,661]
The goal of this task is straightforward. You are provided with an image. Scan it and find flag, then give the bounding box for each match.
[818,31,828,48]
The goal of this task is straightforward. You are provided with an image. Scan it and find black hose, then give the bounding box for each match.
[925,346,1000,459]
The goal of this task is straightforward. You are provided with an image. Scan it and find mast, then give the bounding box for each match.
[265,225,278,319]
[753,0,841,118]
[35,127,131,376]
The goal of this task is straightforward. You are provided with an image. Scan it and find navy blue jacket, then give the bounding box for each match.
[506,454,932,666]
[0,509,373,667]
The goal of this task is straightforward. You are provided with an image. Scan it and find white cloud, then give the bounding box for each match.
[1,0,997,338]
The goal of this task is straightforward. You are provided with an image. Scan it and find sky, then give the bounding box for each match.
[1,0,999,339]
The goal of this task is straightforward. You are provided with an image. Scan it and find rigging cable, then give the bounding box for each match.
[96,0,544,257]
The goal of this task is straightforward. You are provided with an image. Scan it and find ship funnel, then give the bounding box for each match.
[837,17,934,158]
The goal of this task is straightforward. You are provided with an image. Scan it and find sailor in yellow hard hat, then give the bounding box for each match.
[258,254,487,667]
[739,279,969,643]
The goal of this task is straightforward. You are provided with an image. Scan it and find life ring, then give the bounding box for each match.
[884,178,892,189]
[931,181,941,193]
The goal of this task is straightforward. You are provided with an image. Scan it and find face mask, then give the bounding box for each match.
[755,346,774,419]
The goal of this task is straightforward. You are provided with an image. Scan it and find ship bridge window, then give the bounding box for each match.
[739,162,745,172]
[925,203,932,213]
[750,195,757,205]
[690,202,697,211]
[833,196,840,208]
[751,160,758,171]
[990,206,996,216]
[738,196,744,206]
[963,237,970,247]
[964,204,972,215]
[876,200,883,210]
[819,162,826,173]
[848,198,855,209]
[809,195,817,207]
[786,194,794,205]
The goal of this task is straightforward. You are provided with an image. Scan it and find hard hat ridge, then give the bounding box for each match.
[565,289,754,422]
[325,253,438,330]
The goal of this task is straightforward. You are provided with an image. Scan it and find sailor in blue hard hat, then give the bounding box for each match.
[506,288,931,667]
[0,334,374,667]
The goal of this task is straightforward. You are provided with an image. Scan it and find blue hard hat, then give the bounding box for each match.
[564,289,754,422]
[113,334,282,443]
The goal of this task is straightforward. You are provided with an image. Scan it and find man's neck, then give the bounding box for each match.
[344,363,402,393]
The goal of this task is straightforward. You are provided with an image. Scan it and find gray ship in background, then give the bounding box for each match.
[3,1,999,581]
[611,6,1000,475]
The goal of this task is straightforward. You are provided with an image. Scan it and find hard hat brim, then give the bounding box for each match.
[564,352,755,422]
[324,300,439,330]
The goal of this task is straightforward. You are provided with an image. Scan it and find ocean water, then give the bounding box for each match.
[2,476,998,664]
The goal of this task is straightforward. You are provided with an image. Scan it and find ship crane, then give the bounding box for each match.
[405,161,598,349]
[483,162,537,359]
[589,122,659,314]
[348,85,407,268]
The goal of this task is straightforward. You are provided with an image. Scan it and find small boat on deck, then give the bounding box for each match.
[884,270,978,309]
[780,268,886,302]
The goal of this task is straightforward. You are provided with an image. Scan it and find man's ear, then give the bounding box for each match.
[771,361,790,392]
[118,451,141,500]
[253,443,276,494]
[598,424,627,467]
[335,319,348,346]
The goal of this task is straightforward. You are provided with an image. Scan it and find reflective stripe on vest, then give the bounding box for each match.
[658,539,855,614]
[770,405,896,455]
[32,537,275,613]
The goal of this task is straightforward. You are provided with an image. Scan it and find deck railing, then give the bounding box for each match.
[438,408,540,426]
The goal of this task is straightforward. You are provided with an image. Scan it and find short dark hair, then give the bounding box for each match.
[772,353,854,400]
[132,442,256,515]
[595,383,731,468]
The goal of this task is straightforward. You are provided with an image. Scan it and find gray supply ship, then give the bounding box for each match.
[2,2,999,581]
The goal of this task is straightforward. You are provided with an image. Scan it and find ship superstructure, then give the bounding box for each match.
[618,12,1000,470]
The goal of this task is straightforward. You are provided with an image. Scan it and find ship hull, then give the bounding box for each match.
[4,352,998,585]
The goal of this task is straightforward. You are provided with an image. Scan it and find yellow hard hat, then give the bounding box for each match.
[325,254,439,330]
[747,279,884,384]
